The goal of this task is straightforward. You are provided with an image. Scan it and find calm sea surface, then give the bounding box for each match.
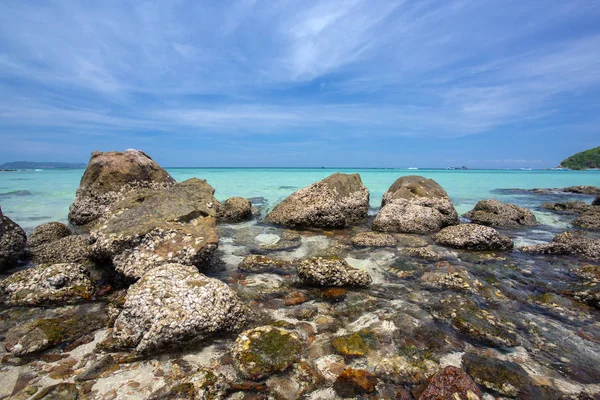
[1,168,599,233]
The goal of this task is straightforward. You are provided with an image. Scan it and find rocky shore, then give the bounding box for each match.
[1,150,600,399]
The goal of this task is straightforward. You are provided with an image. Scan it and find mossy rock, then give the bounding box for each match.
[232,325,303,380]
[331,330,376,357]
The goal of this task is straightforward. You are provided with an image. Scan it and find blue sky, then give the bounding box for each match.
[0,0,599,168]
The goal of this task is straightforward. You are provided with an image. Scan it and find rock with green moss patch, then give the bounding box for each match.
[0,263,94,306]
[4,307,108,356]
[232,325,303,380]
[297,256,372,287]
[265,173,370,229]
[91,178,221,279]
[113,263,249,353]
[331,332,369,357]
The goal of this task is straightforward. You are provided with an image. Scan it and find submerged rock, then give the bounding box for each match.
[238,254,293,273]
[563,185,600,195]
[351,231,397,247]
[433,224,513,251]
[297,256,372,287]
[113,263,248,353]
[331,332,370,357]
[333,368,378,397]
[464,199,537,228]
[218,196,253,223]
[542,201,593,214]
[0,211,27,270]
[373,176,458,234]
[265,173,369,229]
[4,307,108,356]
[91,178,220,279]
[27,222,72,248]
[419,366,482,400]
[0,263,94,306]
[31,235,91,265]
[593,196,600,206]
[148,368,229,400]
[69,149,175,226]
[232,325,303,380]
[462,353,535,398]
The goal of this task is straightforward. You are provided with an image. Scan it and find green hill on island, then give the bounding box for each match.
[560,147,600,170]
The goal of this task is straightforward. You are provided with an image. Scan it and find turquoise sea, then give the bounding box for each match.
[1,167,599,234]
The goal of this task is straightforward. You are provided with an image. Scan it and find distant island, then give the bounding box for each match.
[0,161,86,170]
[559,146,600,170]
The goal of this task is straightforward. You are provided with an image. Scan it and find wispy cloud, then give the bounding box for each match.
[0,0,599,166]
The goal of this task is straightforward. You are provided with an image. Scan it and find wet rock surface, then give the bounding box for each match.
[31,235,91,265]
[91,178,220,279]
[232,325,303,380]
[419,366,482,400]
[27,222,72,248]
[351,231,397,247]
[0,263,94,306]
[333,368,378,397]
[373,176,459,234]
[464,199,537,228]
[0,211,27,270]
[297,256,372,287]
[68,149,175,226]
[218,196,253,223]
[433,224,514,251]
[113,263,249,353]
[238,254,293,273]
[522,231,600,261]
[265,172,369,228]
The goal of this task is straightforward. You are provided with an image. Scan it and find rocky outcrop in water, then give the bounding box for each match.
[27,222,71,248]
[0,263,94,306]
[573,208,600,230]
[297,256,372,287]
[68,149,175,226]
[433,224,514,251]
[91,178,220,279]
[218,196,253,223]
[112,263,249,353]
[232,325,303,380]
[542,201,593,213]
[593,196,600,206]
[373,176,459,234]
[351,231,397,247]
[238,254,293,273]
[464,199,537,228]
[521,230,600,261]
[0,210,27,270]
[265,173,369,229]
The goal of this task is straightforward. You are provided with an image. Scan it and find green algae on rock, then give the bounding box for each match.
[333,368,378,397]
[232,325,303,380]
[331,332,370,357]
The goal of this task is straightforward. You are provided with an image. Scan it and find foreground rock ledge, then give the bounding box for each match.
[91,178,220,279]
[265,173,369,229]
[464,199,537,228]
[113,263,249,353]
[69,149,175,226]
[373,175,459,234]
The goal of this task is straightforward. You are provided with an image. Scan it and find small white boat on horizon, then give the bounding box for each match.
[408,167,418,170]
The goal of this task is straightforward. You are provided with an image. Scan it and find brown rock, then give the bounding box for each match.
[464,199,536,228]
[333,368,377,397]
[419,366,482,400]
[433,224,513,251]
[28,222,71,248]
[218,197,253,223]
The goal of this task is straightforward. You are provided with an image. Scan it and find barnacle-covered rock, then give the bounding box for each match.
[218,196,252,223]
[265,173,369,229]
[91,178,220,279]
[373,176,458,234]
[0,210,27,270]
[297,256,372,287]
[238,254,293,273]
[28,222,71,248]
[0,263,94,306]
[464,199,536,228]
[521,231,600,261]
[69,149,175,226]
[351,231,397,247]
[31,235,91,265]
[433,224,513,251]
[112,263,249,353]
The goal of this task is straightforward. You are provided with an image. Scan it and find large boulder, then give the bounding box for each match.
[433,224,513,251]
[265,173,369,229]
[68,149,175,226]
[573,209,600,230]
[297,256,372,287]
[520,231,600,261]
[28,222,72,248]
[31,235,91,265]
[464,199,537,228]
[0,263,94,306]
[373,176,458,234]
[112,263,249,353]
[91,178,220,279]
[218,197,253,223]
[0,210,27,270]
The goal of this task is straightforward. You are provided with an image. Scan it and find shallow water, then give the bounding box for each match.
[1,168,600,398]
